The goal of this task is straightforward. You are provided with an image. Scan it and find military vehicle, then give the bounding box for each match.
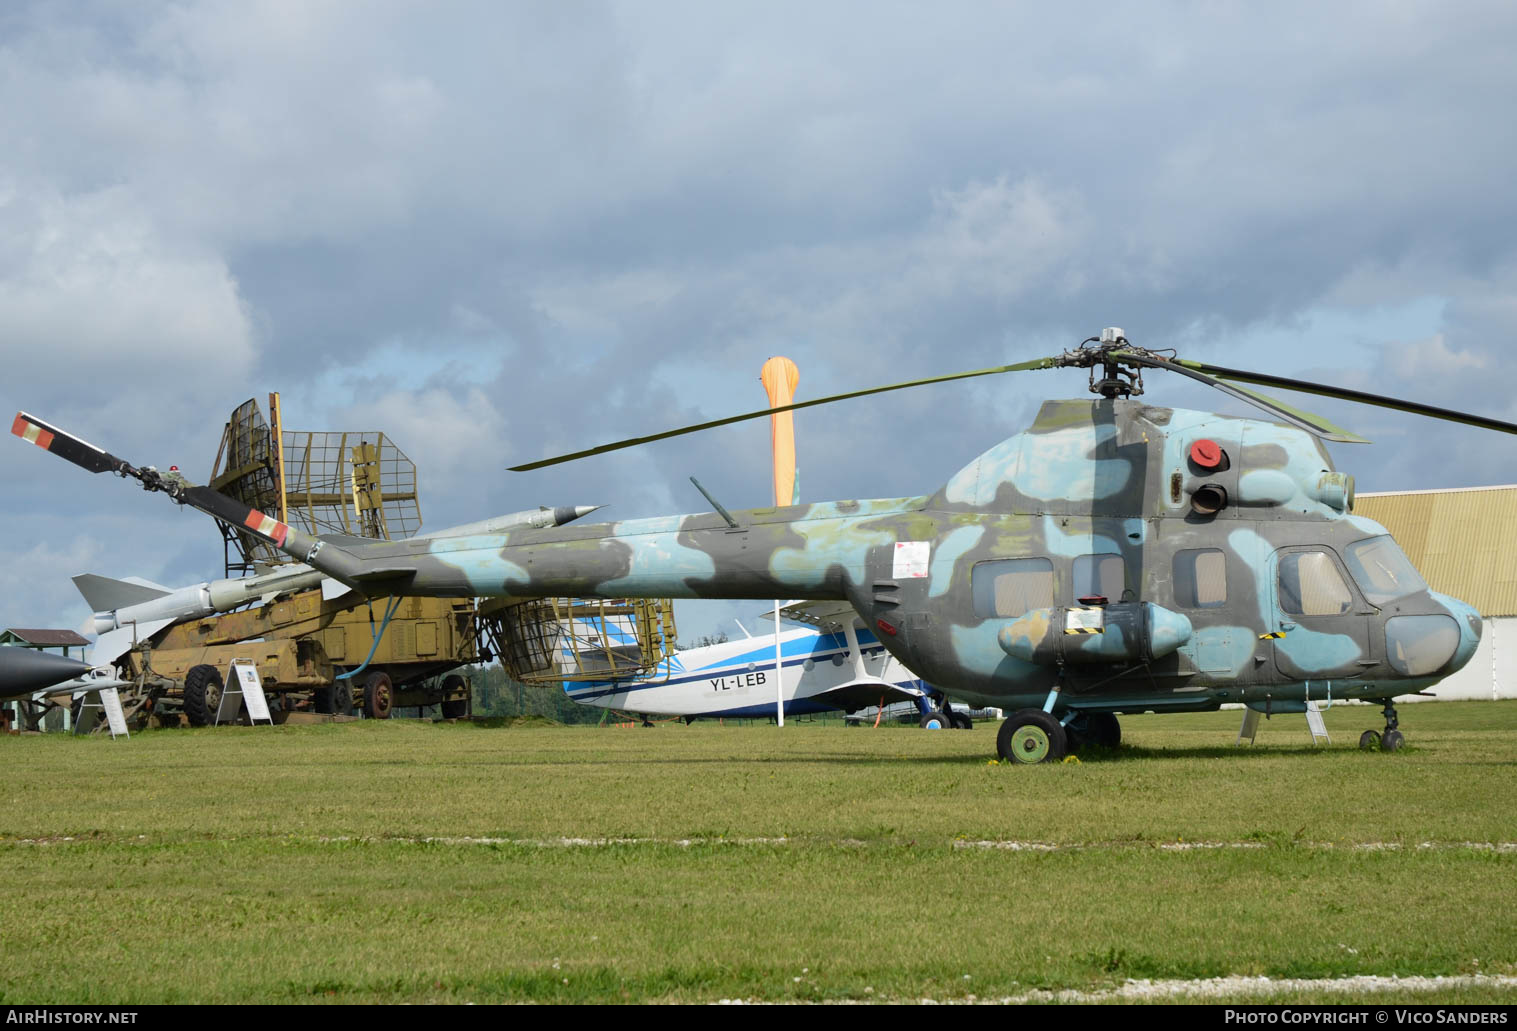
[15,330,1500,760]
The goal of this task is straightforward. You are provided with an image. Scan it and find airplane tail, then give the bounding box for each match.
[72,573,170,613]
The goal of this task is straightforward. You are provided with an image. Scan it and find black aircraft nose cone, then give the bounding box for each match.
[0,647,92,698]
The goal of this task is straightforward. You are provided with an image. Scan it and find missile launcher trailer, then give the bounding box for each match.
[113,587,482,725]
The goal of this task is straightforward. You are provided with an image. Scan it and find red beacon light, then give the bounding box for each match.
[1189,439,1223,470]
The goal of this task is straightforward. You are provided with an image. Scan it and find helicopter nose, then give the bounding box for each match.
[1445,596,1482,674]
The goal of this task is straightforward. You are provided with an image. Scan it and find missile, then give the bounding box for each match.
[417,505,603,538]
[0,646,93,699]
[75,565,328,637]
[73,504,603,664]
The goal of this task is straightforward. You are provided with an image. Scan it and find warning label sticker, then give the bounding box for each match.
[1064,608,1104,633]
[892,541,930,579]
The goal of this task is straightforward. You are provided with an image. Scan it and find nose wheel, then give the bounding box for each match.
[1359,701,1405,752]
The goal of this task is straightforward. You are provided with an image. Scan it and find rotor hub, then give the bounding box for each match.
[1055,329,1174,400]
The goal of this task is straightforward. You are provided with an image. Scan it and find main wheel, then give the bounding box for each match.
[183,664,224,727]
[1085,712,1121,749]
[949,711,973,730]
[1381,729,1405,752]
[363,672,393,720]
[996,709,1068,765]
[440,674,468,719]
[920,711,948,730]
[1359,729,1381,751]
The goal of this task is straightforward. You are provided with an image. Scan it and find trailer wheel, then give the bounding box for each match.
[363,672,393,720]
[440,674,468,719]
[183,664,224,727]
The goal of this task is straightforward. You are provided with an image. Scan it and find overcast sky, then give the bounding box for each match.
[3,1,1517,643]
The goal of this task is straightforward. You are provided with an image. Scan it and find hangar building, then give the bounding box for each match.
[1356,485,1516,701]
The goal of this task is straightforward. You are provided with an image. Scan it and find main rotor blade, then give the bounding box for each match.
[509,357,1059,471]
[1118,355,1370,443]
[1175,359,1517,437]
[12,412,136,474]
[13,411,294,547]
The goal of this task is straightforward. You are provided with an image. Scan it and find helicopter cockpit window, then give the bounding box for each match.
[1073,554,1124,602]
[1344,536,1429,607]
[1278,550,1353,616]
[972,558,1054,618]
[1174,549,1227,608]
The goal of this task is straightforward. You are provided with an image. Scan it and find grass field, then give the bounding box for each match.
[2,701,1515,1004]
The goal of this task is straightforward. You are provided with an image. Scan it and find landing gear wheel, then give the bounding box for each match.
[996,709,1067,765]
[949,711,973,730]
[1359,729,1381,751]
[363,672,393,720]
[1085,712,1121,750]
[440,674,468,719]
[920,711,948,730]
[183,664,224,727]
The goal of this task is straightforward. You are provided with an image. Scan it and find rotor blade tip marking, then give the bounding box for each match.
[243,509,290,546]
[12,414,53,450]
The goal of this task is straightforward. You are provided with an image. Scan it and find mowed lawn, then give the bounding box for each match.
[1,701,1514,1004]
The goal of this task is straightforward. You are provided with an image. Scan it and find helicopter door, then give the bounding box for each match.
[1269,547,1375,681]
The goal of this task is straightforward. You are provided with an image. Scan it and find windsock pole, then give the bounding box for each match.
[761,357,799,728]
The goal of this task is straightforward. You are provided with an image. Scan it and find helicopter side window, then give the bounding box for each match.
[1073,554,1124,602]
[1344,536,1428,607]
[1174,549,1226,608]
[1278,550,1352,616]
[972,558,1054,618]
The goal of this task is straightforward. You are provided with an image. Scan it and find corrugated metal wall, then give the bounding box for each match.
[1356,486,1517,618]
[1356,486,1517,699]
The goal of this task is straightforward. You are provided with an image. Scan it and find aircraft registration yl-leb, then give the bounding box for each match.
[14,330,1496,763]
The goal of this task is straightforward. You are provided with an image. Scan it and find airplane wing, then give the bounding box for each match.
[807,676,929,711]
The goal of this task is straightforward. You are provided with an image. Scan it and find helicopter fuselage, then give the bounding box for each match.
[302,399,1481,715]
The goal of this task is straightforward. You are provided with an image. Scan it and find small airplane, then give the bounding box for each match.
[14,328,1498,763]
[560,601,973,728]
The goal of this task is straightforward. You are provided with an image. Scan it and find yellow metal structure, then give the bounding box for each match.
[488,597,677,685]
[209,394,420,575]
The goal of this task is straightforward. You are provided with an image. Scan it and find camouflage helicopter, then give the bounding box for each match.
[14,328,1503,763]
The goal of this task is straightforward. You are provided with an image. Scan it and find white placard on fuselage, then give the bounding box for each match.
[892,541,930,579]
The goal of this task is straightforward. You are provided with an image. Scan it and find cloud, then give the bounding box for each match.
[5,1,1517,645]
[0,182,255,385]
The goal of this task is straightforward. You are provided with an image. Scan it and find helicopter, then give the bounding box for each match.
[13,328,1503,763]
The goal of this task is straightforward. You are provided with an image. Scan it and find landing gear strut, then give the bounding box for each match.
[1360,700,1404,752]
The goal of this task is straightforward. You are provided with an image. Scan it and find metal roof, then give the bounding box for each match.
[1,628,91,647]
[1355,485,1517,617]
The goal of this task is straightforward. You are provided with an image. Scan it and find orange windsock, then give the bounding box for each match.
[760,356,800,506]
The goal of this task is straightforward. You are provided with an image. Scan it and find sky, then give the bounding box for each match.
[3,0,1517,643]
